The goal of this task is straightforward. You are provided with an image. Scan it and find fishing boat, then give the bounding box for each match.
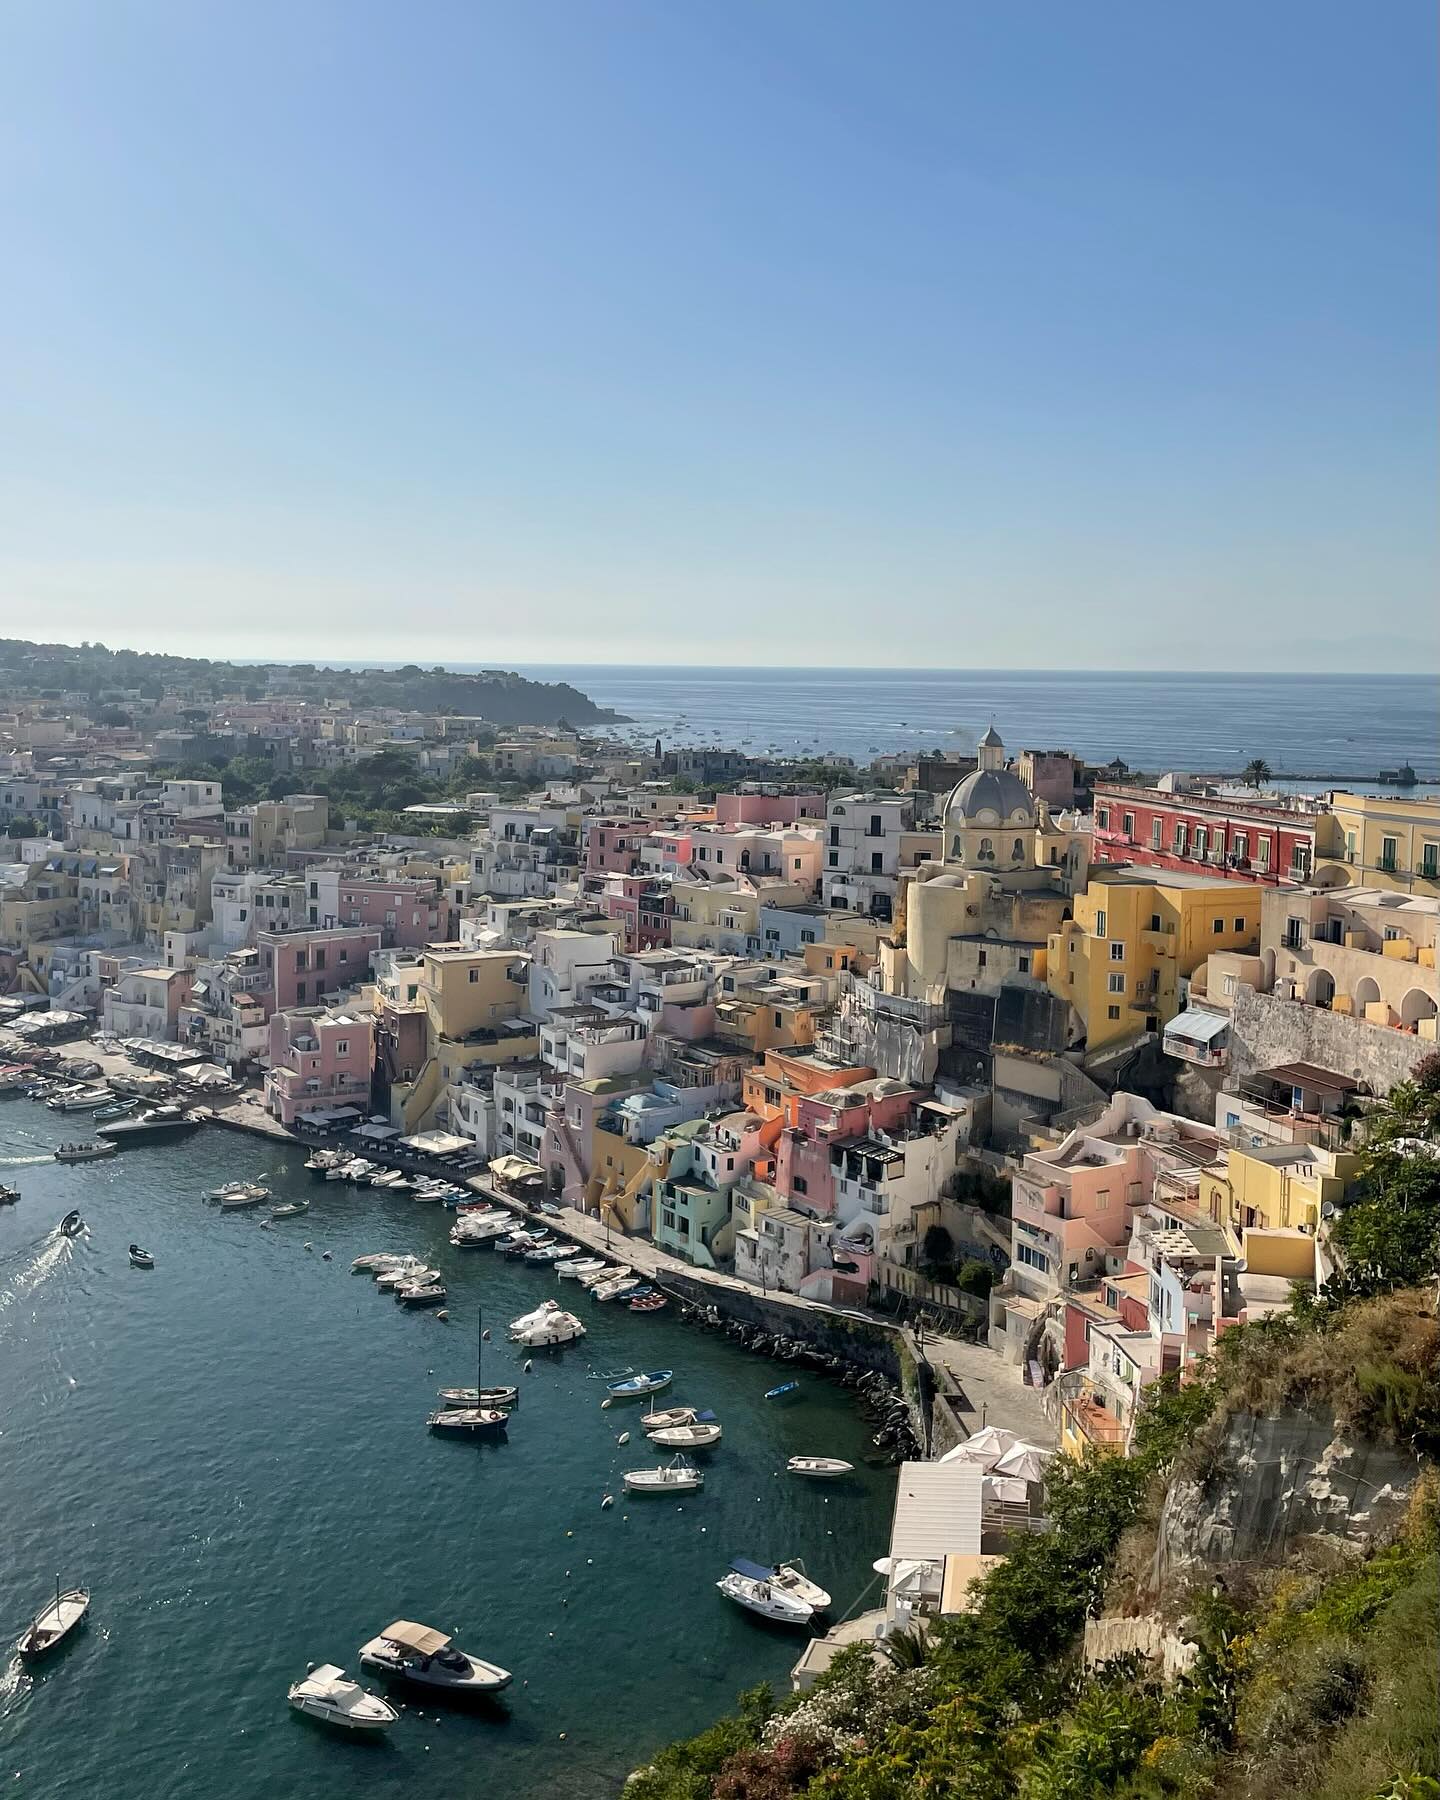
[449,1219,510,1249]
[513,1309,585,1348]
[359,1620,513,1693]
[649,1421,721,1449]
[427,1405,507,1436]
[641,1405,712,1435]
[128,1244,155,1269]
[605,1369,674,1399]
[592,1274,642,1302]
[92,1098,138,1122]
[16,1581,91,1660]
[629,1291,668,1312]
[215,1184,272,1210]
[764,1380,801,1402]
[396,1280,447,1307]
[304,1150,342,1175]
[715,1571,813,1627]
[438,1385,519,1409]
[786,1456,854,1479]
[0,1183,19,1206]
[45,1085,112,1112]
[54,1141,116,1163]
[341,1159,377,1184]
[287,1663,397,1732]
[623,1455,704,1495]
[270,1198,310,1219]
[59,1210,84,1238]
[351,1252,413,1274]
[509,1298,561,1333]
[730,1556,831,1611]
[557,1257,607,1280]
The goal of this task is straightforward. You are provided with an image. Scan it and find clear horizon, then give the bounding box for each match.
[0,3,1435,672]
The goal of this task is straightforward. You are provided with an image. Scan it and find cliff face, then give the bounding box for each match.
[1148,1406,1421,1596]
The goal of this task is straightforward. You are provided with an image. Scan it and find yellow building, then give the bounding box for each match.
[1318,793,1440,899]
[1200,1140,1359,1237]
[1049,871,1261,1051]
[387,944,537,1129]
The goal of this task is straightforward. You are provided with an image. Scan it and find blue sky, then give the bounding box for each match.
[0,1,1434,670]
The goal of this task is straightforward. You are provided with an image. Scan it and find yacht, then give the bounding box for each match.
[509,1298,560,1334]
[287,1664,397,1732]
[786,1456,854,1479]
[358,1620,512,1693]
[512,1309,585,1348]
[97,1105,198,1144]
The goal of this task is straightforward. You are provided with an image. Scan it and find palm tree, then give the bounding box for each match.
[879,1624,932,1670]
[1242,758,1272,789]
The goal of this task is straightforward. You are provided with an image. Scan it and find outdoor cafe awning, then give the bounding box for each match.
[489,1155,545,1183]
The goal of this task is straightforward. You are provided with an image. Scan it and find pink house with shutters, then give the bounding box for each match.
[265,1005,375,1126]
[771,1076,922,1217]
[257,925,382,1014]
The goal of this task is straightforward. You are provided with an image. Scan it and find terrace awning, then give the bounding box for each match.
[1164,1010,1230,1046]
[1259,1062,1360,1095]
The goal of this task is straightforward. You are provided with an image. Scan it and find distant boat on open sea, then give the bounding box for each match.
[504,667,1438,785]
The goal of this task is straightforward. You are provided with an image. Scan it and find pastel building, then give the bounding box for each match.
[264,1006,376,1127]
[1091,781,1320,887]
[257,925,382,1015]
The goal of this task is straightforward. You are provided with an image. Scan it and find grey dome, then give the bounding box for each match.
[978,723,1004,749]
[945,767,1034,825]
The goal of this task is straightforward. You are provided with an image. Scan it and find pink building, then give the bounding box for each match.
[584,818,650,876]
[264,1005,375,1126]
[686,823,824,896]
[257,925,382,1014]
[771,1076,923,1217]
[714,791,825,826]
[600,874,673,953]
[304,871,454,948]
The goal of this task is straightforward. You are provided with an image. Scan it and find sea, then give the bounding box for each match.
[508,667,1439,789]
[0,1109,895,1800]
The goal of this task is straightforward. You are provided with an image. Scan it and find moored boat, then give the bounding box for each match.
[641,1405,711,1435]
[557,1256,607,1280]
[270,1198,310,1219]
[128,1244,155,1268]
[629,1291,668,1312]
[92,1098,138,1122]
[623,1455,703,1495]
[730,1556,831,1611]
[764,1380,801,1402]
[396,1280,447,1307]
[606,1369,673,1399]
[287,1663,397,1732]
[359,1620,512,1692]
[512,1309,585,1348]
[351,1252,413,1274]
[716,1570,813,1627]
[0,1183,19,1206]
[426,1405,508,1436]
[438,1385,519,1409]
[786,1456,854,1479]
[97,1104,198,1144]
[374,1258,431,1289]
[17,1581,90,1660]
[649,1421,721,1449]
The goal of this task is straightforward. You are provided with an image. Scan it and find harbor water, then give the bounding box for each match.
[0,1105,896,1799]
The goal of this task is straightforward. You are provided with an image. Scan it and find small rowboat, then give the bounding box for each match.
[128,1244,155,1269]
[716,1571,812,1627]
[629,1292,667,1312]
[641,1406,714,1435]
[764,1380,801,1402]
[270,1199,310,1219]
[426,1407,508,1438]
[17,1582,90,1660]
[786,1456,854,1479]
[606,1369,673,1399]
[649,1421,721,1449]
[438,1385,519,1410]
[623,1455,703,1495]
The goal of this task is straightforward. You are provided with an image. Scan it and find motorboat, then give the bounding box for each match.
[557,1257,607,1281]
[59,1210,84,1238]
[92,1098,139,1122]
[606,1369,673,1399]
[359,1620,512,1693]
[629,1292,668,1313]
[324,1161,351,1181]
[523,1242,570,1264]
[54,1141,117,1163]
[641,1406,711,1435]
[509,1299,560,1334]
[305,1150,342,1175]
[730,1556,831,1612]
[591,1273,641,1302]
[212,1183,271,1210]
[513,1310,585,1348]
[786,1456,854,1479]
[368,1169,405,1188]
[351,1252,413,1273]
[649,1421,721,1449]
[374,1257,430,1289]
[270,1199,310,1219]
[0,1183,19,1206]
[501,1232,547,1259]
[287,1663,397,1732]
[396,1280,447,1307]
[438,1385,519,1410]
[426,1405,508,1437]
[341,1160,377,1184]
[45,1086,112,1112]
[17,1582,91,1660]
[765,1380,801,1402]
[623,1455,703,1495]
[97,1104,198,1143]
[128,1244,155,1269]
[716,1571,813,1627]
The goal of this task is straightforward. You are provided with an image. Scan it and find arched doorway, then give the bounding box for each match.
[1400,988,1438,1033]
[1354,976,1384,1019]
[1306,969,1336,1008]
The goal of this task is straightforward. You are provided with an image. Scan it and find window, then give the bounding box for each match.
[1222,973,1238,997]
[1094,909,1107,938]
[869,815,882,835]
[1173,824,1188,855]
[800,929,815,944]
[1016,1243,1049,1273]
[1380,835,1399,873]
[1291,844,1312,877]
[1097,807,1110,830]
[977,949,987,968]
[793,858,802,871]
[296,980,306,1002]
[309,882,318,899]
[1151,818,1163,848]
[1110,940,1126,961]
[1284,916,1305,949]
[1108,972,1126,994]
[1257,838,1272,870]
[829,827,840,846]
[469,968,479,983]
[774,1012,783,1029]
[1107,1004,1121,1020]
[978,836,994,860]
[1233,832,1247,863]
[1094,1189,1109,1210]
[1194,827,1208,859]
[335,1039,348,1056]
[1234,917,1246,933]
[1012,838,1024,860]
[1213,917,1224,934]
[1018,954,1029,974]
[1122,811,1134,839]
[869,851,884,874]
[792,1175,808,1195]
[315,948,326,968]
[828,851,839,868]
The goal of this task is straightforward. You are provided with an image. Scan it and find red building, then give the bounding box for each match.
[1091,784,1319,887]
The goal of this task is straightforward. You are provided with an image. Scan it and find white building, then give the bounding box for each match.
[821,792,918,922]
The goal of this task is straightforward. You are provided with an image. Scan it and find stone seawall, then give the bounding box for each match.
[657,1271,905,1379]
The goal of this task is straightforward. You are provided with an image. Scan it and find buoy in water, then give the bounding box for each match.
[482,1328,491,1341]
[303,1242,313,1251]
[436,1310,449,1320]
[600,1398,613,1409]
[601,1494,614,1508]
[616,1431,630,1445]
[524,1359,533,1373]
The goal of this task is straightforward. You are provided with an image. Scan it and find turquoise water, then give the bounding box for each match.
[0,1105,895,1799]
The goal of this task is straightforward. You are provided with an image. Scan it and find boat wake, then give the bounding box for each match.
[0,1232,74,1317]
[0,1154,54,1167]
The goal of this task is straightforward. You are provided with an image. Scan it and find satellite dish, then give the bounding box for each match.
[1320,1200,1336,1220]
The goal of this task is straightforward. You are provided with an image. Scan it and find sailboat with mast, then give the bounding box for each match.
[427,1307,509,1438]
[17,1577,90,1660]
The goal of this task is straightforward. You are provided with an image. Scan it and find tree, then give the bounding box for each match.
[1242,758,1272,788]
[6,815,40,838]
[955,1259,995,1299]
[920,1223,955,1276]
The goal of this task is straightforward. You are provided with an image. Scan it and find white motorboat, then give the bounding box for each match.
[730,1556,831,1611]
[343,1160,377,1184]
[324,1162,350,1181]
[716,1571,813,1627]
[523,1242,570,1264]
[509,1298,560,1334]
[368,1169,404,1188]
[53,1141,117,1163]
[591,1273,640,1302]
[513,1310,585,1348]
[623,1455,703,1495]
[557,1257,607,1280]
[17,1582,90,1659]
[45,1086,112,1113]
[287,1663,397,1732]
[374,1257,430,1290]
[351,1252,412,1273]
[786,1456,854,1479]
[396,1280,447,1307]
[218,1184,271,1210]
[649,1421,721,1449]
[359,1620,512,1693]
[271,1198,310,1219]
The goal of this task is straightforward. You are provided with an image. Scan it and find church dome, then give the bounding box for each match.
[944,766,1035,830]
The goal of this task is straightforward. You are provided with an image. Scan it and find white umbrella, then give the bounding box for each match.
[938,1425,1018,1469]
[993,1443,1051,1483]
[982,1474,1029,1505]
